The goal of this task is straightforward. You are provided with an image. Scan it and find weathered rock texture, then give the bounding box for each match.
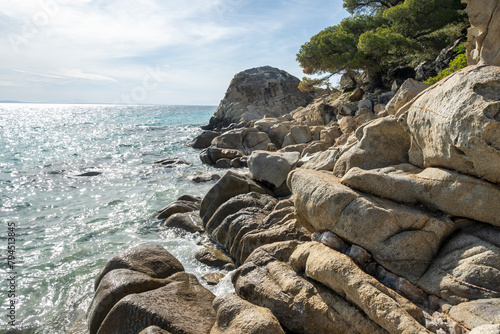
[418,224,500,304]
[206,192,309,263]
[94,244,184,291]
[333,117,411,177]
[232,241,429,334]
[400,65,500,184]
[248,150,300,187]
[341,164,500,226]
[200,171,273,224]
[88,269,171,334]
[385,79,428,115]
[207,66,311,129]
[210,293,285,334]
[288,169,457,282]
[464,0,500,66]
[97,272,216,334]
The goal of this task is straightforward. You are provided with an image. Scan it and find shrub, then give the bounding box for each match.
[424,53,468,85]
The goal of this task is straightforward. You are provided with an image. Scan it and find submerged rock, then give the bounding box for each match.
[77,171,102,177]
[154,158,191,167]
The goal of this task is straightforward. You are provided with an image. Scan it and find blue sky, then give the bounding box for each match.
[0,0,347,105]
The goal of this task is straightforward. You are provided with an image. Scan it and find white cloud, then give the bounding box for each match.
[0,0,348,104]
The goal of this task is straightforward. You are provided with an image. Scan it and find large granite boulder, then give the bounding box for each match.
[417,224,500,304]
[94,244,184,291]
[205,192,277,231]
[157,195,201,220]
[248,151,300,188]
[288,169,458,281]
[199,171,274,224]
[385,79,428,115]
[333,117,411,177]
[210,293,285,334]
[88,269,171,334]
[188,131,221,149]
[232,241,418,334]
[341,164,500,227]
[399,65,500,184]
[290,242,430,334]
[96,272,216,334]
[210,128,271,155]
[207,66,312,130]
[449,299,500,330]
[464,0,500,66]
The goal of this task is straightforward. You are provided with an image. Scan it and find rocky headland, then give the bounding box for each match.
[87,2,500,333]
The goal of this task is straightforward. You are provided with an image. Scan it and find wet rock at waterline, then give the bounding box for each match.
[96,272,216,334]
[93,244,184,291]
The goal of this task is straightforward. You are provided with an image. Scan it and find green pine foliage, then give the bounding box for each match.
[424,53,468,85]
[297,0,468,90]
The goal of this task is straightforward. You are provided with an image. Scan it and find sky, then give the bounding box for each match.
[0,0,348,105]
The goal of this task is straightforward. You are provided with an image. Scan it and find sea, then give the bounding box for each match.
[0,104,234,333]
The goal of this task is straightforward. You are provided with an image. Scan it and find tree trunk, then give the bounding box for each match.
[367,71,384,91]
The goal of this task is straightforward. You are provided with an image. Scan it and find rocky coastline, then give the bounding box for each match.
[87,3,500,333]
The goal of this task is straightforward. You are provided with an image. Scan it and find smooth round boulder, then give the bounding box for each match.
[94,244,184,291]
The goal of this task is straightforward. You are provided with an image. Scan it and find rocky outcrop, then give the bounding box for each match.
[93,244,184,291]
[188,131,221,149]
[288,169,457,282]
[464,0,500,66]
[333,117,411,177]
[341,164,500,227]
[232,241,425,334]
[385,79,428,115]
[157,195,201,220]
[210,293,285,334]
[206,66,312,130]
[400,65,500,184]
[206,192,309,263]
[417,224,500,304]
[248,150,300,188]
[97,272,216,334]
[199,171,274,224]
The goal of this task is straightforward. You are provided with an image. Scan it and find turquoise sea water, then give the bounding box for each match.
[0,104,230,333]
